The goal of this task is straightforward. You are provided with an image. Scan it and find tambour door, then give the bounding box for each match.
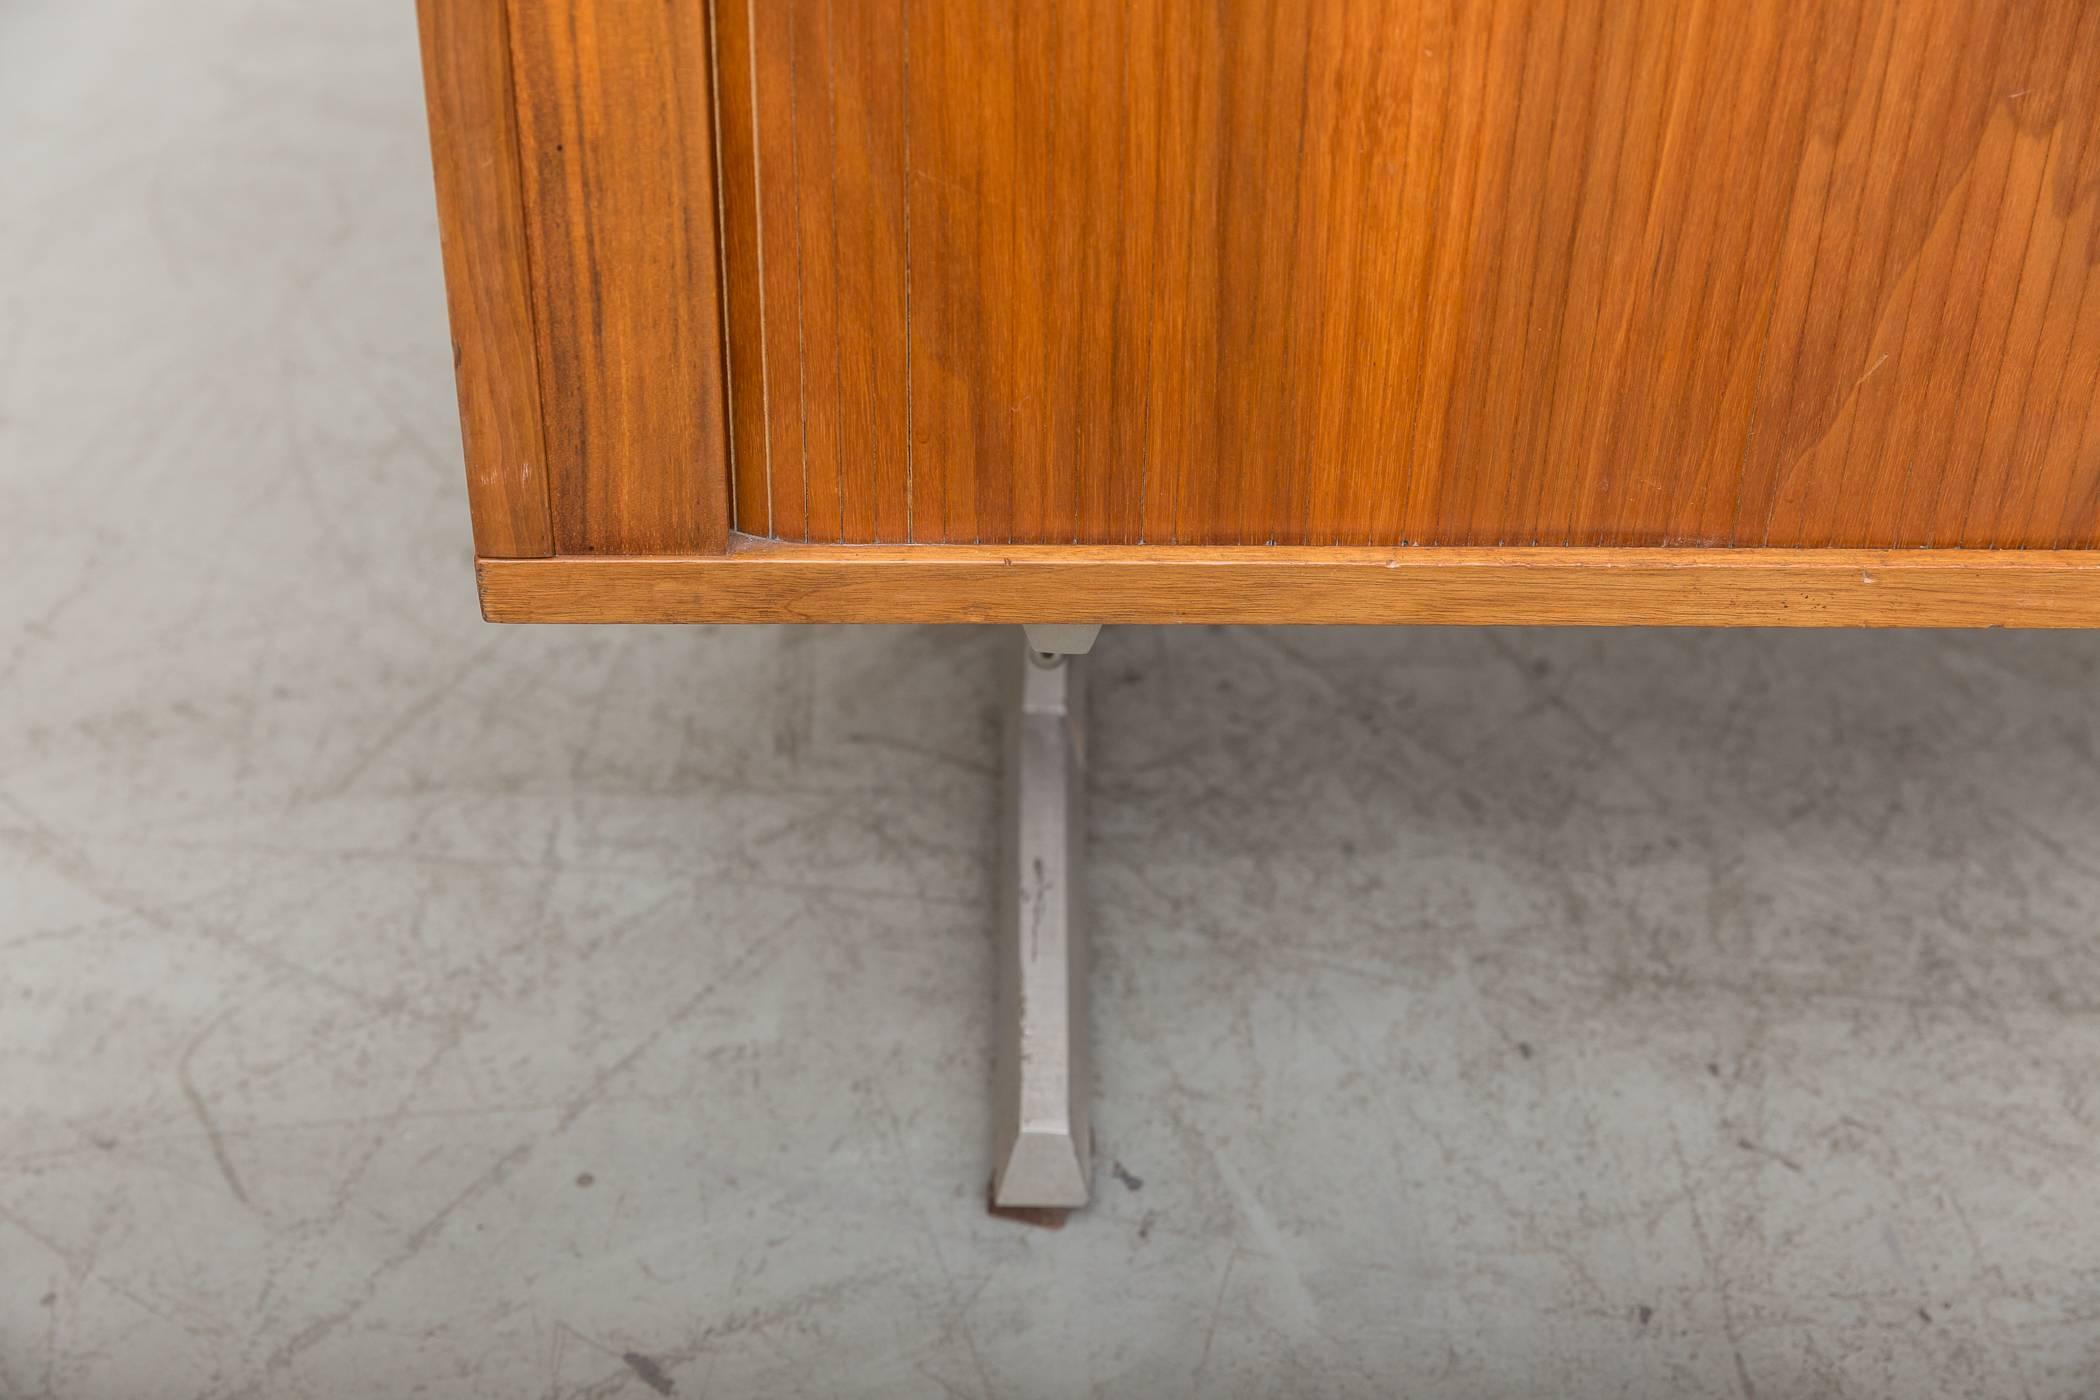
[419,0,2100,625]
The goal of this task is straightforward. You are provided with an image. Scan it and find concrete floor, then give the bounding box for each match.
[7,1,2100,1397]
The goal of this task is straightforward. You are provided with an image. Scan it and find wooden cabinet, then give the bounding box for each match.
[419,0,2100,627]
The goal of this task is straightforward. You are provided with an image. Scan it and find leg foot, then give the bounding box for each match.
[991,634,1091,1209]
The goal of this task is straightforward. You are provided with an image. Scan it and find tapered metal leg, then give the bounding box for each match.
[991,633,1091,1209]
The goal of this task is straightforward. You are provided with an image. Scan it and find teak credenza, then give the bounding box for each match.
[417,0,2100,1209]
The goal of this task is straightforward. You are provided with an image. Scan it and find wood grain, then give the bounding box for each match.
[504,0,732,554]
[479,541,2100,628]
[414,0,551,558]
[716,0,2100,549]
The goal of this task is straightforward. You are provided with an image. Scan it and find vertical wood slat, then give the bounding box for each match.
[1098,0,1159,544]
[713,0,772,538]
[967,0,1018,540]
[1062,0,1127,544]
[505,0,733,554]
[754,0,810,543]
[834,0,912,542]
[415,0,552,559]
[907,0,984,542]
[790,0,848,543]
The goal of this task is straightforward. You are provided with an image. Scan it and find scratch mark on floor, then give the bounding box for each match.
[226,923,788,1394]
[302,634,500,801]
[179,1009,253,1209]
[1671,1126,1758,1400]
[1192,1249,1238,1389]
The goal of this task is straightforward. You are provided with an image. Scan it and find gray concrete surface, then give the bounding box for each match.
[6,1,2100,1396]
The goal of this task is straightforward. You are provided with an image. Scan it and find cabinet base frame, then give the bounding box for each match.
[480,540,2100,629]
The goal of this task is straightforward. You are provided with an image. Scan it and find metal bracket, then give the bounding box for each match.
[1021,623,1100,658]
[990,630,1092,1209]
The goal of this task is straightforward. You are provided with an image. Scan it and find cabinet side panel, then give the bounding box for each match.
[506,0,733,554]
[415,0,553,558]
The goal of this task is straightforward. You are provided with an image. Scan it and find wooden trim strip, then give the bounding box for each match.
[478,539,2100,628]
[505,0,735,555]
[415,0,553,558]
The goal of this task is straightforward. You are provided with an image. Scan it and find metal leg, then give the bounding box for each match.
[991,629,1092,1210]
